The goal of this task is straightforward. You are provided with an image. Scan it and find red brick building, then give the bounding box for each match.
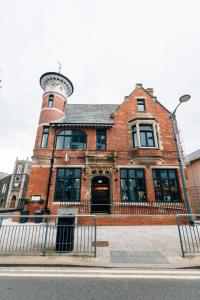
[27,71,188,224]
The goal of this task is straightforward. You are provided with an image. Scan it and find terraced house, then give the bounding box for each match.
[26,71,188,224]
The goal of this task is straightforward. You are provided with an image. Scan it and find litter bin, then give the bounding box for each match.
[34,210,44,223]
[56,215,75,252]
[20,210,29,223]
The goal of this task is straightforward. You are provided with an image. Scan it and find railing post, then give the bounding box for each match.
[42,215,50,256]
[176,214,185,257]
[94,215,97,257]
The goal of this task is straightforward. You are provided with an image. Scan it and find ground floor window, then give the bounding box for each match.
[120,169,146,202]
[153,169,181,202]
[54,168,81,202]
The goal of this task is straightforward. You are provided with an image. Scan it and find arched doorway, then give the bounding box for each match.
[91,176,110,214]
[10,195,16,208]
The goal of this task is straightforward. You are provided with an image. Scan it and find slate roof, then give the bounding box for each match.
[51,104,119,127]
[185,149,200,164]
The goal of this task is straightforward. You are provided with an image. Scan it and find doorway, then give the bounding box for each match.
[91,176,110,214]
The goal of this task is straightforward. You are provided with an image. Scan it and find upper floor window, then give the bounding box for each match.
[120,168,146,202]
[96,129,106,150]
[153,169,181,202]
[48,94,54,108]
[137,99,145,112]
[56,130,87,150]
[54,168,81,202]
[132,123,158,148]
[40,127,49,148]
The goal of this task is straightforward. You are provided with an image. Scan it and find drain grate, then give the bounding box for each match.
[110,250,169,264]
[92,241,109,247]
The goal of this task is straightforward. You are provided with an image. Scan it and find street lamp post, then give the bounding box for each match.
[170,94,192,219]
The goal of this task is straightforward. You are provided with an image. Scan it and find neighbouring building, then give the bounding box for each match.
[26,71,190,225]
[6,158,31,208]
[0,173,11,207]
[186,149,200,214]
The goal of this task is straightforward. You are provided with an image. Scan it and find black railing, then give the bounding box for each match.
[176,214,200,257]
[59,200,187,215]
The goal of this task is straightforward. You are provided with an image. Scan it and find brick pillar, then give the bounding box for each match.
[145,167,155,202]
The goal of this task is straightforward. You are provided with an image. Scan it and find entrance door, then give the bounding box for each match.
[91,176,110,214]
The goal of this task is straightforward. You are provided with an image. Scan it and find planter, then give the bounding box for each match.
[20,210,30,223]
[34,210,44,223]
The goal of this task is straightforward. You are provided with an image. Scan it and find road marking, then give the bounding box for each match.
[0,273,199,279]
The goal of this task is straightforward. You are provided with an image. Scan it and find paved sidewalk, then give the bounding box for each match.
[0,224,200,269]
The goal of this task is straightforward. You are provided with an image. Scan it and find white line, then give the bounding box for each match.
[0,273,199,280]
[1,269,200,275]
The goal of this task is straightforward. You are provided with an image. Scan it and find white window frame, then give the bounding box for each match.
[130,120,160,149]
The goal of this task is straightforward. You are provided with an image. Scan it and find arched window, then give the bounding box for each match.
[16,165,23,174]
[11,195,16,201]
[56,130,87,150]
[2,183,7,193]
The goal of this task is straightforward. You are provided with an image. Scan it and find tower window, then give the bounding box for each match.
[41,127,49,148]
[96,129,106,150]
[48,94,54,108]
[137,99,145,112]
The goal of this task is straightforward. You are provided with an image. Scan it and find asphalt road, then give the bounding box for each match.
[0,268,200,300]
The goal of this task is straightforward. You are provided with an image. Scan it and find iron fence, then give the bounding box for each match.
[0,214,96,257]
[60,200,187,215]
[176,214,200,257]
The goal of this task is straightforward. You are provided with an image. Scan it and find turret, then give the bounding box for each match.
[33,72,73,151]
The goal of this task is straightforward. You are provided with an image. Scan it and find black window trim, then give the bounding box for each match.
[55,129,87,150]
[40,126,50,148]
[54,167,82,203]
[120,168,147,203]
[96,128,106,150]
[152,168,182,203]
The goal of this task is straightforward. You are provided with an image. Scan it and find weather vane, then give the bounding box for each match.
[57,62,62,73]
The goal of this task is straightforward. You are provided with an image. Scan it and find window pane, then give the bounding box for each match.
[140,132,147,147]
[56,136,64,149]
[139,124,153,130]
[57,169,65,178]
[128,169,135,178]
[120,169,127,178]
[168,170,176,179]
[132,132,138,147]
[147,132,155,146]
[160,170,167,179]
[96,129,106,150]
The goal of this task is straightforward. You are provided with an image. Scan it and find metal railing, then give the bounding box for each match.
[176,214,200,257]
[0,214,96,257]
[60,200,187,215]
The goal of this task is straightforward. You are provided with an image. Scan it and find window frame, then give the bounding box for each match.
[54,168,82,202]
[40,126,50,148]
[131,121,159,149]
[55,130,87,150]
[152,168,181,203]
[137,99,146,112]
[96,128,106,150]
[120,168,147,202]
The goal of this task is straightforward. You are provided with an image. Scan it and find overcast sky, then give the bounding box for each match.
[0,0,199,173]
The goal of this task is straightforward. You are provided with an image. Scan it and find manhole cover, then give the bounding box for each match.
[110,250,169,264]
[92,241,109,247]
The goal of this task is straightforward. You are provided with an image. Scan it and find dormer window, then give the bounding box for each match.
[137,99,145,112]
[48,94,54,108]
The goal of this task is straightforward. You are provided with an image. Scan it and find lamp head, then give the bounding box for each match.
[179,94,191,103]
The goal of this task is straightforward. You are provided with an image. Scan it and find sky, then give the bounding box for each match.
[0,0,199,173]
